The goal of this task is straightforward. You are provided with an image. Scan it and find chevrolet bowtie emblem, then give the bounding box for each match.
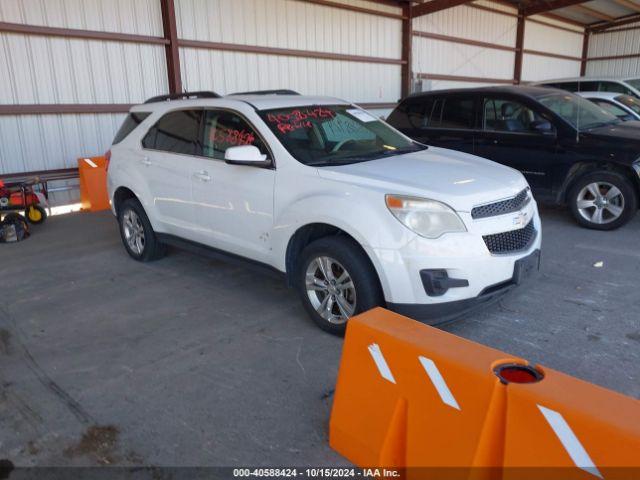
[514,211,528,227]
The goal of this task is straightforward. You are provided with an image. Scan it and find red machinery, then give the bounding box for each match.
[0,178,48,224]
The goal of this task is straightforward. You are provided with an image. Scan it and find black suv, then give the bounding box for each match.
[387,86,640,230]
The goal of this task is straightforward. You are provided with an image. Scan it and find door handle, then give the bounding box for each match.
[140,157,152,166]
[193,171,211,182]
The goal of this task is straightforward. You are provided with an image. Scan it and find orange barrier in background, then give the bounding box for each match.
[78,156,109,212]
[329,308,640,480]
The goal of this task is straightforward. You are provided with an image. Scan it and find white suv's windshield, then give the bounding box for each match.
[539,93,619,130]
[617,94,640,115]
[626,78,640,91]
[259,105,426,166]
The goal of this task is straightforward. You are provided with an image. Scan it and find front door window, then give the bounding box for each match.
[202,111,268,160]
[483,98,552,134]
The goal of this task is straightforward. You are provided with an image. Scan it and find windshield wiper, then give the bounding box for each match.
[381,145,427,155]
[305,144,428,167]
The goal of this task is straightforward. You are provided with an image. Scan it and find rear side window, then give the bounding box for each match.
[142,110,203,155]
[439,97,475,129]
[112,112,150,144]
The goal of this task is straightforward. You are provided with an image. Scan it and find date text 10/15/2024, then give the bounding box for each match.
[232,468,401,478]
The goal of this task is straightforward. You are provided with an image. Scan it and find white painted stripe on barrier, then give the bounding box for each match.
[84,158,98,168]
[538,405,603,479]
[418,356,461,411]
[368,343,396,384]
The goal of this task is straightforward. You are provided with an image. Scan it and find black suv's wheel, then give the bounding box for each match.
[568,171,638,230]
[296,236,384,335]
[118,198,166,261]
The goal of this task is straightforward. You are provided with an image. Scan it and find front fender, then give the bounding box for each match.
[271,192,415,300]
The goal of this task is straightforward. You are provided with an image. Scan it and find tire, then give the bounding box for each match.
[25,205,47,224]
[568,171,637,230]
[118,198,166,262]
[296,236,384,335]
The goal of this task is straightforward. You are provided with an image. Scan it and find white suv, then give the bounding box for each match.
[107,91,542,334]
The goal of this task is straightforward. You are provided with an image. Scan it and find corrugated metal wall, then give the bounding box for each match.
[0,0,167,174]
[411,1,517,90]
[411,1,584,89]
[522,17,583,81]
[0,0,404,176]
[175,0,402,102]
[4,0,636,179]
[587,24,640,77]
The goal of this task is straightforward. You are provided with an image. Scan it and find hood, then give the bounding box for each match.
[317,147,528,212]
[581,121,640,145]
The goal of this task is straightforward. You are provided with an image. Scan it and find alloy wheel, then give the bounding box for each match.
[576,182,625,225]
[305,256,356,324]
[123,209,146,255]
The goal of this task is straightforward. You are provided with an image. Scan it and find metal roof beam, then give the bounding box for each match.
[411,0,474,17]
[523,0,589,17]
[590,12,640,31]
[573,4,616,21]
[611,0,640,13]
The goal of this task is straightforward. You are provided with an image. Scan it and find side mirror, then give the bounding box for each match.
[224,145,269,166]
[531,120,555,136]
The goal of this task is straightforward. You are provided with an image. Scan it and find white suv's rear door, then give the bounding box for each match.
[190,109,275,263]
[140,109,203,238]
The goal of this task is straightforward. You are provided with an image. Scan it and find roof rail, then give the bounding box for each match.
[144,91,221,104]
[229,89,300,96]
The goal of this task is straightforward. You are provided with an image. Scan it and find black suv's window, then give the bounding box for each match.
[437,97,475,129]
[142,109,203,155]
[113,112,150,145]
[539,93,619,129]
[387,99,434,129]
[483,98,549,134]
[202,110,267,160]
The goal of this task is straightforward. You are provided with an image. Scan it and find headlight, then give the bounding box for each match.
[385,194,467,239]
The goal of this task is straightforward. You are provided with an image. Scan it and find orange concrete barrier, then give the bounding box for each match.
[78,156,109,212]
[329,308,640,480]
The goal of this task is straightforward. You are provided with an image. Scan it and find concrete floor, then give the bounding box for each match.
[0,207,638,468]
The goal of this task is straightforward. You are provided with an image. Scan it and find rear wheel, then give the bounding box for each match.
[296,236,384,335]
[568,171,637,230]
[118,198,165,261]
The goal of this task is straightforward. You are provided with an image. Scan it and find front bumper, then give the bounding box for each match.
[388,249,541,324]
[368,199,542,308]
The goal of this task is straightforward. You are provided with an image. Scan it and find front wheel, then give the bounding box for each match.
[296,236,384,335]
[568,171,637,230]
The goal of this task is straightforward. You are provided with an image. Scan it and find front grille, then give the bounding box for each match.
[483,220,536,254]
[472,188,530,220]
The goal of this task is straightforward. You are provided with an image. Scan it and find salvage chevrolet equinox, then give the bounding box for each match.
[107,91,541,335]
